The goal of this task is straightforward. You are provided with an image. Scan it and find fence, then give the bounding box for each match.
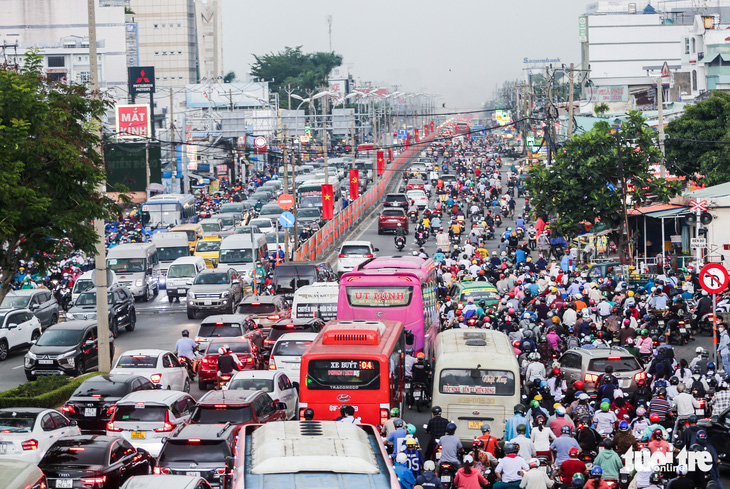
[293,134,436,261]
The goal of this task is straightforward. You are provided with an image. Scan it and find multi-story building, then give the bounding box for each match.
[195,0,223,81]
[127,0,199,87]
[0,0,127,87]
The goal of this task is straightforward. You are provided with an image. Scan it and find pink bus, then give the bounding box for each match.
[337,256,440,356]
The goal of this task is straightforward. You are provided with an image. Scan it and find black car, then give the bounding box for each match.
[24,320,114,381]
[383,193,409,210]
[66,285,136,338]
[156,423,238,487]
[264,318,325,350]
[39,435,154,489]
[62,374,155,433]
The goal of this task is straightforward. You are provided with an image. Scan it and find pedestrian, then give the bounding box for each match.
[454,454,489,489]
[718,323,730,374]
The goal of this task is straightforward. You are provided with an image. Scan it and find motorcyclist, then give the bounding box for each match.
[175,329,198,378]
[411,352,432,403]
[251,261,266,294]
[438,422,463,465]
[395,223,406,249]
[216,344,241,386]
[425,406,449,460]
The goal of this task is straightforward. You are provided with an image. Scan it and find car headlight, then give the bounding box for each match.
[65,313,75,320]
[186,279,193,285]
[24,356,33,368]
[135,279,144,287]
[58,350,75,360]
[26,351,37,361]
[221,291,230,298]
[187,291,195,299]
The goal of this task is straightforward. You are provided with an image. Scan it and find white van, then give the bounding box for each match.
[72,270,118,303]
[218,234,268,279]
[165,256,207,302]
[106,243,160,301]
[150,232,190,288]
[431,329,520,440]
[291,282,338,321]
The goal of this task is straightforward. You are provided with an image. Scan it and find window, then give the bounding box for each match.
[154,24,158,28]
[692,70,698,91]
[110,442,128,464]
[692,38,696,54]
[162,354,173,368]
[685,38,690,55]
[561,353,582,370]
[47,56,65,68]
[50,412,69,428]
[41,414,57,431]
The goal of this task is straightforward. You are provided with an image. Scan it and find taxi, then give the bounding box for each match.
[171,223,203,253]
[449,279,500,307]
[194,234,223,268]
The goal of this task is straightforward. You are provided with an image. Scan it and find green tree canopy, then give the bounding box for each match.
[250,46,343,109]
[0,53,120,300]
[526,111,679,239]
[665,91,730,185]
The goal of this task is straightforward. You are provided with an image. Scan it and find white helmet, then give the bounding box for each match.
[218,347,226,355]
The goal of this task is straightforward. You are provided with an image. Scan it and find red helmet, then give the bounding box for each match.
[509,292,515,298]
[569,447,580,457]
[552,367,562,377]
[573,381,584,390]
[513,340,521,348]
[649,413,661,423]
[508,308,515,315]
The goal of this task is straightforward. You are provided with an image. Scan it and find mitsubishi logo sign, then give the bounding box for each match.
[128,66,155,94]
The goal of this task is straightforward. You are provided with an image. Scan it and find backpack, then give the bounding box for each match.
[573,403,591,421]
[566,336,581,350]
[691,377,707,397]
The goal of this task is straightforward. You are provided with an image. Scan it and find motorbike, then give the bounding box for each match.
[697,313,715,336]
[494,215,502,228]
[485,226,495,240]
[395,236,406,251]
[53,281,72,312]
[438,460,457,489]
[416,232,427,247]
[667,319,690,345]
[411,381,430,412]
[177,355,197,380]
[409,211,419,223]
[216,372,233,390]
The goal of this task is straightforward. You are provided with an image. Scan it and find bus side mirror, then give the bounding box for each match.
[405,331,414,346]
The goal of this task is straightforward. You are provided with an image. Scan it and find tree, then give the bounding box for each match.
[250,46,343,109]
[665,91,730,185]
[0,53,120,301]
[526,111,680,241]
[223,70,236,83]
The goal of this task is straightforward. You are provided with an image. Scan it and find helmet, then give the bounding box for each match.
[602,438,613,450]
[650,473,662,484]
[670,377,679,386]
[600,402,610,412]
[218,347,226,355]
[574,381,584,390]
[552,316,560,324]
[697,430,708,440]
[480,422,491,433]
[696,346,704,354]
[424,460,436,472]
[528,458,540,468]
[514,404,526,414]
[628,291,634,297]
[619,421,629,431]
[591,467,603,477]
[303,407,315,419]
[406,348,414,356]
[405,438,418,446]
[649,413,661,423]
[395,452,408,464]
[561,425,571,434]
[181,329,189,337]
[390,407,400,417]
[568,447,580,457]
[503,443,517,455]
[393,418,404,428]
[556,406,566,416]
[445,422,457,434]
[708,361,716,371]
[530,400,540,409]
[641,329,649,336]
[432,406,442,415]
[657,388,667,398]
[636,406,646,416]
[688,414,699,424]
[676,465,688,476]
[552,367,562,377]
[652,428,664,440]
[573,478,585,488]
[416,352,425,360]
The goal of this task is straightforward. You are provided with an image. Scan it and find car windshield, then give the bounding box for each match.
[107,258,145,273]
[208,341,250,354]
[190,405,253,424]
[75,291,113,306]
[194,273,230,285]
[115,354,158,369]
[267,326,314,342]
[588,357,641,372]
[272,340,312,357]
[259,207,281,216]
[298,208,320,218]
[235,226,261,235]
[461,290,498,302]
[115,404,167,422]
[0,412,38,432]
[159,440,230,464]
[42,442,109,465]
[341,245,371,255]
[167,264,196,278]
[228,378,274,392]
[407,191,426,199]
[198,324,244,338]
[72,379,132,397]
[196,241,221,252]
[218,216,235,226]
[0,295,30,308]
[387,195,407,202]
[73,279,94,295]
[265,232,288,244]
[250,220,272,229]
[156,246,189,262]
[36,329,84,347]
[219,249,253,264]
[382,209,404,217]
[201,222,221,233]
[239,303,276,314]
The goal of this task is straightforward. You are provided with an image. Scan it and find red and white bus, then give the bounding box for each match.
[337,256,440,356]
[298,320,407,427]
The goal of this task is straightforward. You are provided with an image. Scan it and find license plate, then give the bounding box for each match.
[0,444,6,454]
[178,289,186,295]
[131,431,146,439]
[441,475,452,483]
[39,359,53,365]
[187,472,200,477]
[404,383,411,389]
[203,300,212,306]
[56,480,73,489]
[84,408,96,417]
[413,391,422,400]
[468,421,482,429]
[680,328,687,333]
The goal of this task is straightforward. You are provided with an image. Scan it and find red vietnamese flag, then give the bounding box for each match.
[321,184,334,220]
[388,148,393,161]
[349,169,359,200]
[376,150,385,176]
[424,124,429,137]
[430,121,435,132]
[415,128,420,143]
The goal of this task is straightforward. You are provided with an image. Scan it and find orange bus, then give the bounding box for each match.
[298,320,408,427]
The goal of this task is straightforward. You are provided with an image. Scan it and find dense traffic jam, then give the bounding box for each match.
[1,122,728,489]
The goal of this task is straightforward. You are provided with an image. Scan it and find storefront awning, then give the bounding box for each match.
[627,204,685,216]
[647,207,688,218]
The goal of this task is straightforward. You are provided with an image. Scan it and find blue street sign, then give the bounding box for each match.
[398,129,407,140]
[278,211,295,229]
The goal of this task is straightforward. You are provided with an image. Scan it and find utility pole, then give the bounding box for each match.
[283,126,289,262]
[568,63,575,138]
[88,0,111,373]
[545,66,553,165]
[657,78,666,179]
[350,113,356,169]
[170,88,177,192]
[323,90,329,185]
[291,138,298,250]
[616,131,633,263]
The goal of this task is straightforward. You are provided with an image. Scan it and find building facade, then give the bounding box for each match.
[195,0,223,81]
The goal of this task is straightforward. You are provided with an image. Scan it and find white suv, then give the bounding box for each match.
[0,308,42,361]
[337,241,378,276]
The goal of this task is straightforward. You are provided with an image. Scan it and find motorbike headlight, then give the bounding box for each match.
[135,279,144,287]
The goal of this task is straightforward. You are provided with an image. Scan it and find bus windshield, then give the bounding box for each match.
[156,246,189,262]
[107,258,145,273]
[345,287,413,307]
[142,203,180,229]
[307,359,380,390]
[299,196,321,208]
[219,248,253,263]
[438,369,516,396]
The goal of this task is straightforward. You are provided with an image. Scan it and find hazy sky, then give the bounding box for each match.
[222,0,590,110]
